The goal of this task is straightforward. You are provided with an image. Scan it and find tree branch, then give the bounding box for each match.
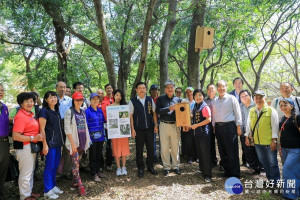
[1,38,56,53]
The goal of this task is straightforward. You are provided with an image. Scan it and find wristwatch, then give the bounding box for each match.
[30,136,34,142]
[272,139,277,143]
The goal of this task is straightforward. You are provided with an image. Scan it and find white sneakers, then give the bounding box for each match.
[52,186,63,194]
[116,167,128,176]
[121,167,127,175]
[116,168,122,176]
[44,186,64,199]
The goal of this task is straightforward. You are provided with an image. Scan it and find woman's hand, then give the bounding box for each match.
[183,126,190,132]
[34,133,45,142]
[131,129,136,138]
[43,145,49,156]
[71,143,78,154]
[191,124,198,130]
[279,149,282,157]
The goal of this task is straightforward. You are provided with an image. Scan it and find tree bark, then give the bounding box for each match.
[42,0,117,89]
[53,19,68,83]
[117,3,134,94]
[93,0,117,89]
[130,0,157,98]
[159,0,178,95]
[187,0,206,89]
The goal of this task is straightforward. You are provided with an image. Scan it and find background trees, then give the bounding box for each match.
[0,0,299,102]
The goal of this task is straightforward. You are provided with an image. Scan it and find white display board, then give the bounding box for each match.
[107,105,131,139]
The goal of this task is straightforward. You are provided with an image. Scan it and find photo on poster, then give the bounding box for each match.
[108,118,118,129]
[119,111,129,118]
[120,124,130,135]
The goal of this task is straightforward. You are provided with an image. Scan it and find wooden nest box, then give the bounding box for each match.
[195,26,214,52]
[175,103,191,127]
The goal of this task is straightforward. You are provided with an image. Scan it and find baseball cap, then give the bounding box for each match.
[253,89,266,96]
[279,98,295,106]
[90,93,100,100]
[72,92,84,100]
[185,87,194,92]
[164,79,175,87]
[150,84,159,90]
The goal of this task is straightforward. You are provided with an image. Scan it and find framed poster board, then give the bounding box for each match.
[107,105,131,139]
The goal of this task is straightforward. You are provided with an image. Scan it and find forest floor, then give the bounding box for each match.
[4,138,283,200]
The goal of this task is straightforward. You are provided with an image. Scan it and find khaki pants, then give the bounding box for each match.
[159,122,180,170]
[16,145,36,200]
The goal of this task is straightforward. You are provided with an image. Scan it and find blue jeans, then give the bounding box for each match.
[255,144,280,181]
[281,148,300,199]
[44,147,62,193]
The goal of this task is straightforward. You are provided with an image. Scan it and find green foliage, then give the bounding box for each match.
[0,0,299,102]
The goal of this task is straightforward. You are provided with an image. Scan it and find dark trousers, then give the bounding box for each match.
[105,129,113,167]
[195,131,212,178]
[184,130,197,161]
[210,129,218,166]
[240,134,261,170]
[180,129,186,156]
[245,144,262,171]
[0,139,10,199]
[135,128,154,170]
[240,135,246,164]
[89,141,104,175]
[215,122,240,177]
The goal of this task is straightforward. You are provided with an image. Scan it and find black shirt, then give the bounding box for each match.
[156,95,181,122]
[279,115,300,148]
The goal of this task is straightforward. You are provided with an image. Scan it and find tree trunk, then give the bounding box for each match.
[23,49,35,91]
[53,19,68,83]
[93,0,117,89]
[117,3,134,94]
[159,0,178,95]
[187,1,206,89]
[130,0,157,98]
[199,68,209,89]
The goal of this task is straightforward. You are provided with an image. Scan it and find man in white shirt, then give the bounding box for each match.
[271,82,300,120]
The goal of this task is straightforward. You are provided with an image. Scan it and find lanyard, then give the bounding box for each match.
[280,116,290,132]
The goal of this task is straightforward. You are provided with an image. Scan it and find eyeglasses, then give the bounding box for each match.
[176,91,182,93]
[75,99,84,102]
[240,94,249,98]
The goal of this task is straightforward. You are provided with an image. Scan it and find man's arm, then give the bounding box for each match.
[270,108,279,151]
[156,97,170,114]
[244,113,252,146]
[232,97,242,126]
[152,99,158,133]
[128,101,136,138]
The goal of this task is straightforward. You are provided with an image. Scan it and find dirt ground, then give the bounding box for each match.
[4,137,283,200]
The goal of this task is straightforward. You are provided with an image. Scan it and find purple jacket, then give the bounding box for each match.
[0,102,9,137]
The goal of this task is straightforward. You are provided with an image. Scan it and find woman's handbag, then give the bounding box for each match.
[30,142,42,153]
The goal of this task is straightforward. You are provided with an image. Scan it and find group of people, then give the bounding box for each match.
[0,77,299,200]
